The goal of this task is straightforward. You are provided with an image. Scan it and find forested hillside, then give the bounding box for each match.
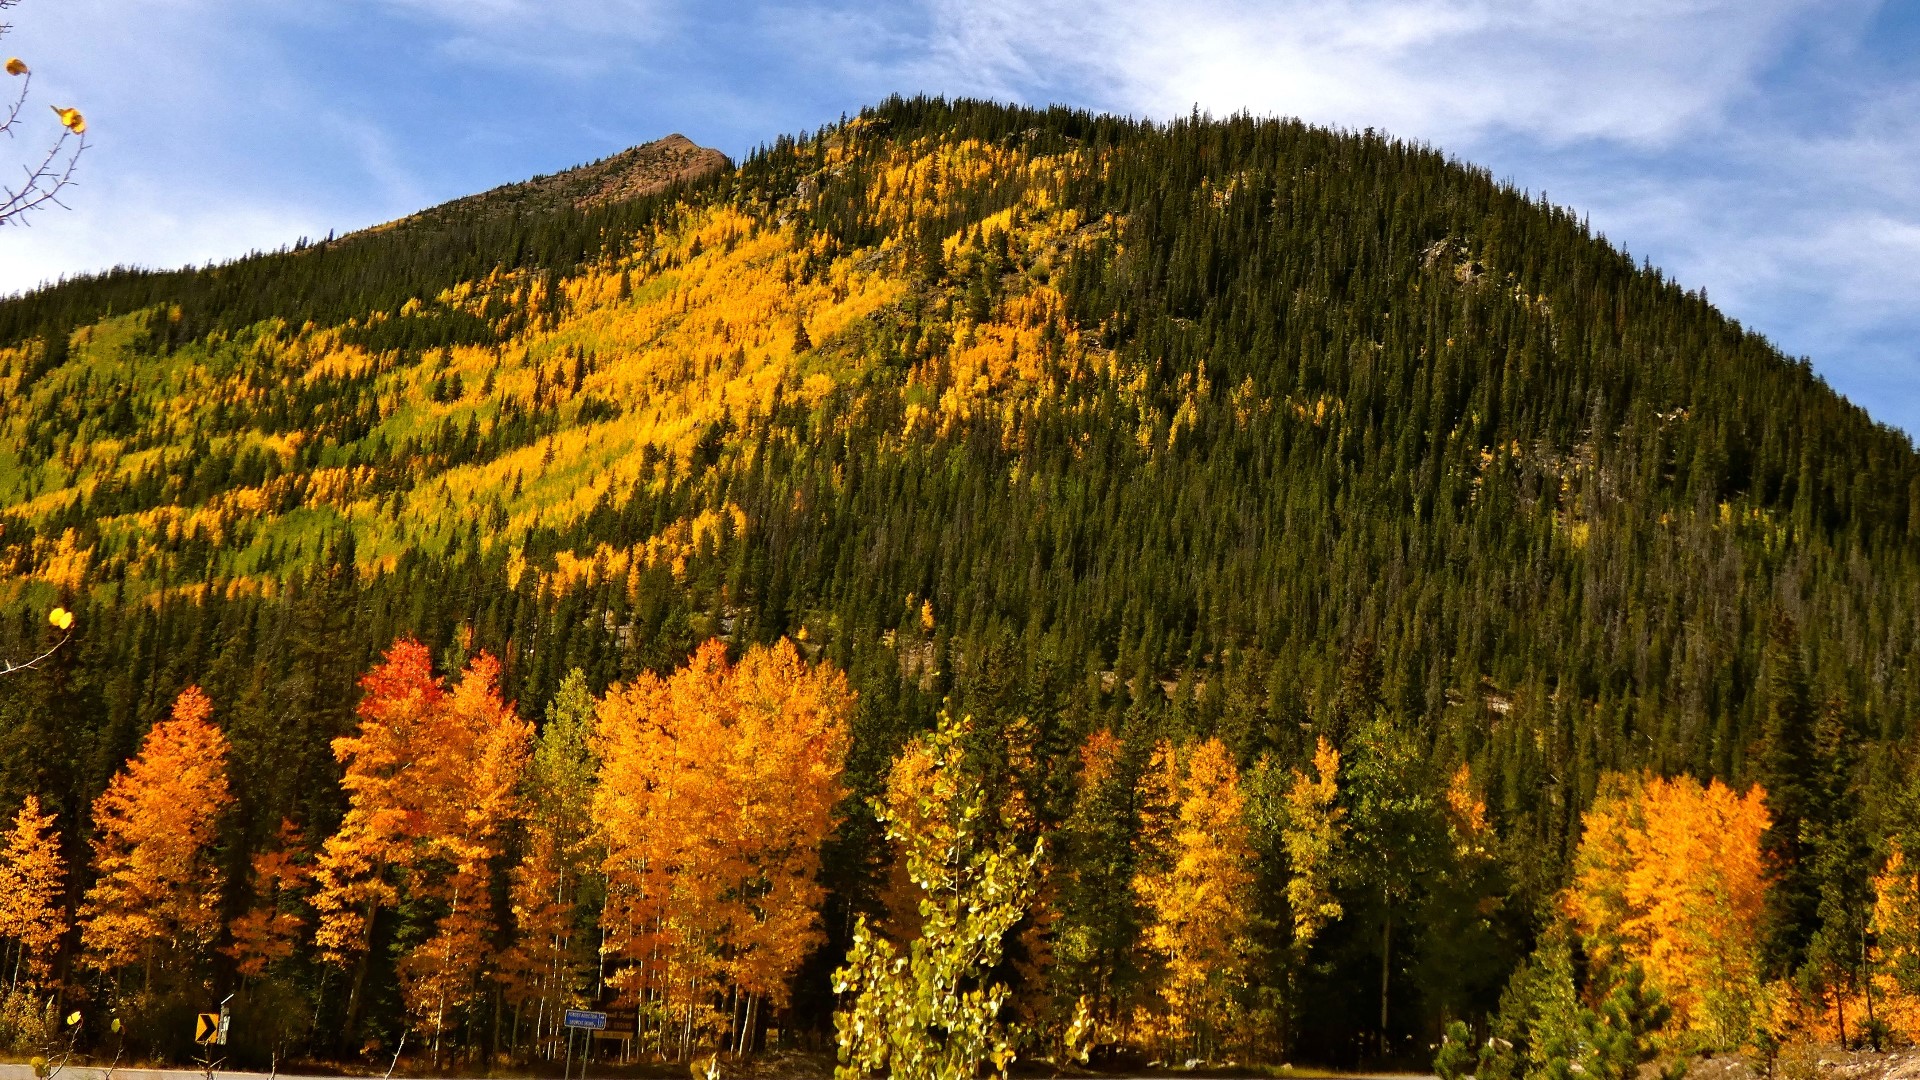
[2,97,1918,1070]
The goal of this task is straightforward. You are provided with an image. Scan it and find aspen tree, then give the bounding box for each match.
[0,795,65,987]
[80,687,232,980]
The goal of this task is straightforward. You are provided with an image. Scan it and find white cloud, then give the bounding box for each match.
[0,177,339,295]
[371,0,674,70]
[900,0,1834,148]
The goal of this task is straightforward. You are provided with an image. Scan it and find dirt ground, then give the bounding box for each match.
[1685,1046,1920,1080]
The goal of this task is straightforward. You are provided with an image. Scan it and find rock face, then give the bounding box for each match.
[382,133,730,230]
[561,134,732,209]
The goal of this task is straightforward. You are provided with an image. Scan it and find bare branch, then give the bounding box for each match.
[0,629,70,676]
[1,68,27,135]
[0,0,87,225]
[0,127,84,225]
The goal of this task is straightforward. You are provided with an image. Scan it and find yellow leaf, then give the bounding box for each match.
[5,58,27,76]
[49,607,74,630]
[52,106,85,135]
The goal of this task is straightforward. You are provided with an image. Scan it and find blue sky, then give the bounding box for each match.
[5,0,1919,435]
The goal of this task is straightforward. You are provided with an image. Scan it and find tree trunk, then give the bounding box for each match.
[1379,898,1393,1060]
[343,897,379,1046]
[1863,924,1879,1047]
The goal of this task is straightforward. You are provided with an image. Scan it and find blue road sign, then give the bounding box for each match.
[564,1009,608,1030]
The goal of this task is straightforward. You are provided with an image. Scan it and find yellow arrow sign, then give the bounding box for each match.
[195,1013,218,1045]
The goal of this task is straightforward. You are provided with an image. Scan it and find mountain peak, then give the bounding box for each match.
[384,134,730,231]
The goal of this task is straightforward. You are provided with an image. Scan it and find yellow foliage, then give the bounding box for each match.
[1566,772,1770,1048]
[1282,737,1346,951]
[0,795,67,985]
[596,639,852,1033]
[1,131,1142,605]
[1132,738,1255,1060]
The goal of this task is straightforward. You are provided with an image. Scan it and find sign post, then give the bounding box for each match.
[563,1009,608,1080]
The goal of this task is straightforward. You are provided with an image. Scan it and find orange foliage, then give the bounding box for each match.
[79,686,233,973]
[310,640,532,1037]
[0,794,67,985]
[595,638,852,1040]
[1567,772,1770,1046]
[225,819,310,979]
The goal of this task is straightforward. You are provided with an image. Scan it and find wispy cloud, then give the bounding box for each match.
[896,0,1832,146]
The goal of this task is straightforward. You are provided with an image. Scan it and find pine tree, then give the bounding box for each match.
[1756,615,1820,977]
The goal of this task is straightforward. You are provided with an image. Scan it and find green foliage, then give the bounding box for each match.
[0,989,58,1057]
[1475,930,1679,1080]
[832,713,1044,1080]
[1435,1020,1476,1080]
[1580,966,1676,1080]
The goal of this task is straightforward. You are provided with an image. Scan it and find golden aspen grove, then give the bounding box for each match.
[2,98,1920,1075]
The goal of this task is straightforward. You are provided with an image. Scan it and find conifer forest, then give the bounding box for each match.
[2,97,1919,1075]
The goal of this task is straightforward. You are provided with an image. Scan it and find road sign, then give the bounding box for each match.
[194,1013,219,1045]
[563,1009,607,1030]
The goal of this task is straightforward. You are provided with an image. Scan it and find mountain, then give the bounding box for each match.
[377,133,730,229]
[2,97,1917,1062]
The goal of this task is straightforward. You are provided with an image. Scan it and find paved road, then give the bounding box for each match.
[0,1067,425,1080]
[0,1065,1433,1080]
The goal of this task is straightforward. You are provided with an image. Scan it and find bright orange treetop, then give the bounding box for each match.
[310,640,532,1038]
[79,685,233,973]
[1567,772,1770,1047]
[0,793,67,985]
[597,638,852,1021]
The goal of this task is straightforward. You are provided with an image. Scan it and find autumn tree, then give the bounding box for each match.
[502,668,602,1058]
[1280,736,1346,955]
[1866,843,1920,1041]
[310,640,532,1052]
[597,639,852,1056]
[1132,738,1256,1062]
[833,712,1043,1080]
[0,794,64,987]
[79,686,232,984]
[225,819,309,980]
[1567,772,1771,1049]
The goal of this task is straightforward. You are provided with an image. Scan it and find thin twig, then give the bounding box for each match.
[386,1028,408,1079]
[0,128,85,225]
[0,630,70,676]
